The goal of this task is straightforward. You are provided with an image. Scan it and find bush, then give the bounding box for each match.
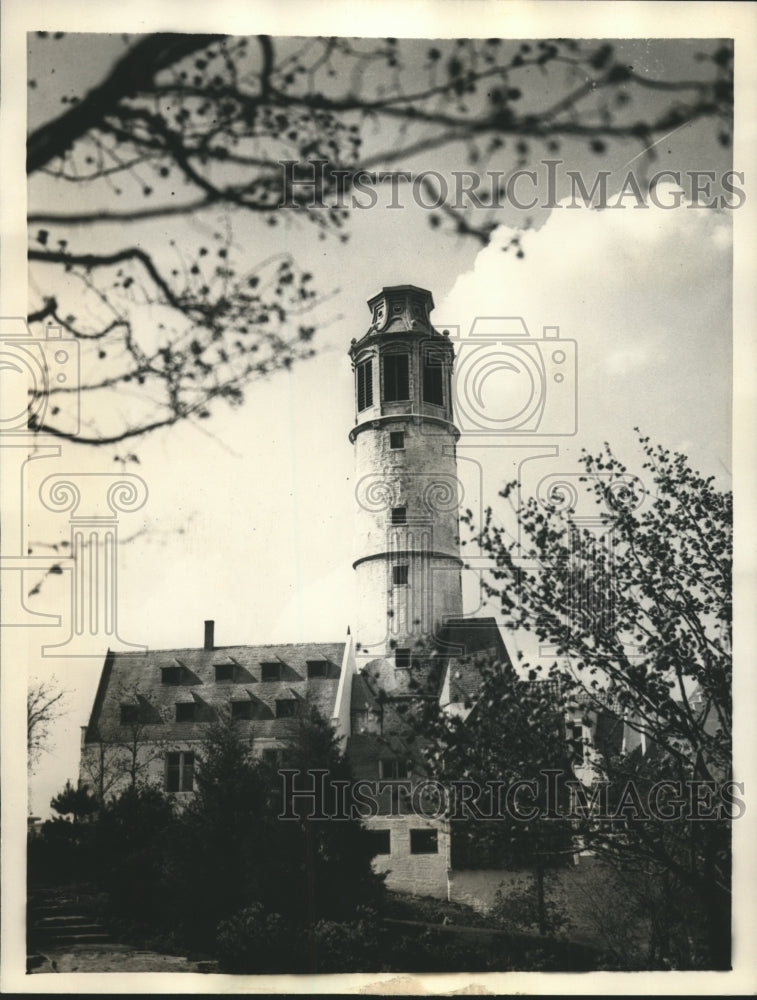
[216,904,298,973]
[312,911,387,973]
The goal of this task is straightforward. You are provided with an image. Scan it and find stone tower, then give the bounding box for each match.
[349,285,463,677]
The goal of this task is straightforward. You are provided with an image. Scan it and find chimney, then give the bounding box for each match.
[204,619,214,650]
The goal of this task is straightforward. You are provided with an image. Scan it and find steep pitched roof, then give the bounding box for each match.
[437,617,512,708]
[85,641,345,744]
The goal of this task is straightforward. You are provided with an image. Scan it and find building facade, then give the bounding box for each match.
[79,285,618,900]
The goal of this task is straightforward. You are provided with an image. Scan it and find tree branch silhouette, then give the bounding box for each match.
[27,35,732,444]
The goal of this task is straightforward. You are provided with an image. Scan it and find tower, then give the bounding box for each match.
[349,286,463,680]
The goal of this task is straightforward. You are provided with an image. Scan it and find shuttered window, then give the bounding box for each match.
[357,359,373,411]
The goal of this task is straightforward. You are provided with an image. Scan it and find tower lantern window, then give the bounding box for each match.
[422,349,445,406]
[383,353,410,402]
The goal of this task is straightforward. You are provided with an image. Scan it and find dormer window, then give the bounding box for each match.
[214,663,235,682]
[176,702,197,723]
[276,699,299,718]
[119,704,140,725]
[261,662,281,682]
[306,660,328,679]
[383,353,410,402]
[356,358,373,411]
[161,666,182,685]
[231,700,252,720]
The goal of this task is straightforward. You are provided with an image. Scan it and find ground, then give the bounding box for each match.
[29,943,217,974]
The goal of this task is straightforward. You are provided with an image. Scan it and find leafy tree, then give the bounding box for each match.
[164,706,383,960]
[464,432,732,968]
[27,34,732,445]
[405,649,577,937]
[27,676,68,776]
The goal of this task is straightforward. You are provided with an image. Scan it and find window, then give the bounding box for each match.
[392,564,408,586]
[410,829,439,854]
[568,722,585,761]
[176,702,197,723]
[356,359,373,411]
[383,353,410,401]
[166,751,195,792]
[307,660,328,679]
[214,663,235,682]
[161,666,182,685]
[391,506,407,525]
[261,662,281,681]
[422,349,445,405]
[119,704,140,725]
[276,699,299,718]
[367,830,391,855]
[389,431,405,450]
[379,758,410,780]
[231,700,252,720]
[395,648,411,669]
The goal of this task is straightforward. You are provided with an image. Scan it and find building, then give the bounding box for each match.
[79,285,623,901]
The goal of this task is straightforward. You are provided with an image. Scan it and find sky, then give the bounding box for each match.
[2,15,745,823]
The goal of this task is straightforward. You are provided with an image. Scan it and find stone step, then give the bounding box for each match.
[28,889,112,948]
[37,914,96,925]
[32,905,94,917]
[35,922,104,934]
[34,931,111,945]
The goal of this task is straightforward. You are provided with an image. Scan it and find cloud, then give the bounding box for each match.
[437,191,732,481]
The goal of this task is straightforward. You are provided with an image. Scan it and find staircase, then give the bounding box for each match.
[28,888,111,954]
